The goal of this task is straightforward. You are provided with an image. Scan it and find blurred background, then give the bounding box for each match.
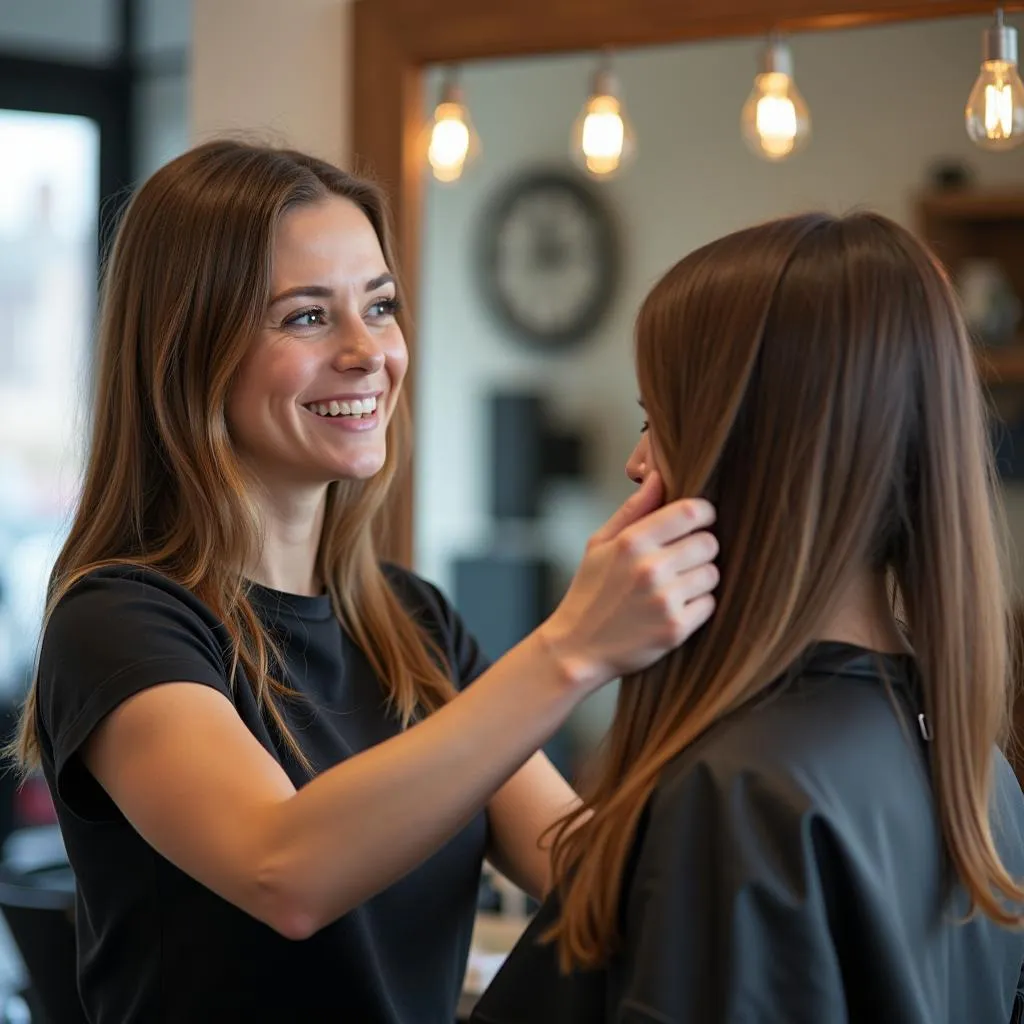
[6,1,1024,1017]
[0,0,189,832]
[0,3,190,1016]
[6,0,1024,813]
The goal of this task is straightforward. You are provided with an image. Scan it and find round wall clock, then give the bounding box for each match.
[477,169,619,350]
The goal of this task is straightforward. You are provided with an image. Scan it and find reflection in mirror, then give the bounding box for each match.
[415,14,1024,777]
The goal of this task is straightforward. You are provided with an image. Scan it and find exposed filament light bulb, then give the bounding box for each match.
[741,34,810,161]
[966,8,1024,151]
[572,56,635,178]
[426,70,478,183]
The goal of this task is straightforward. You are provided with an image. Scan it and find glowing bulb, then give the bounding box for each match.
[572,59,635,179]
[966,11,1024,151]
[428,102,471,182]
[424,72,479,184]
[581,96,625,175]
[741,37,810,162]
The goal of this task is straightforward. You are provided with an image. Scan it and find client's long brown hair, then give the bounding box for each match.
[547,211,1024,970]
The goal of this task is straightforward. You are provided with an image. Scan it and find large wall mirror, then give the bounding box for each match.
[355,1,1024,773]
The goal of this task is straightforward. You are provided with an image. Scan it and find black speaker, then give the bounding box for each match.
[453,553,555,662]
[490,392,584,521]
[453,553,571,774]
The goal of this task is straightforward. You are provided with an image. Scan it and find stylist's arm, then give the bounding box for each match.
[83,470,716,940]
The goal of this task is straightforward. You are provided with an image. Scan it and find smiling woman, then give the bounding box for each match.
[6,140,722,1023]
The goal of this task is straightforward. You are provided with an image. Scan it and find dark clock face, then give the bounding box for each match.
[478,170,618,349]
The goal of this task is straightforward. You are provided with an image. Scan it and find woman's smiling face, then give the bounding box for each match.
[226,196,408,493]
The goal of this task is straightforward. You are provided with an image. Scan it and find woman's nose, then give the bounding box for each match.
[625,454,647,486]
[331,322,386,374]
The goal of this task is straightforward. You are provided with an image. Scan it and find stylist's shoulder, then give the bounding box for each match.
[379,560,490,689]
[37,565,230,800]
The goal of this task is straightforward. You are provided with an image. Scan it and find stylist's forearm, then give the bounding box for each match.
[258,630,584,935]
[252,483,716,937]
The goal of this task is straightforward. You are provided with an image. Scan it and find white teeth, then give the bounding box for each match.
[306,395,378,418]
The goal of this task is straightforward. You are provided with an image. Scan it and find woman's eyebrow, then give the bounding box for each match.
[268,274,395,307]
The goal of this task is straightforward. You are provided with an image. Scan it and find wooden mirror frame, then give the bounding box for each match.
[353,0,1019,566]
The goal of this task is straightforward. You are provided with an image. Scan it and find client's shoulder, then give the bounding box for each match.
[651,643,930,829]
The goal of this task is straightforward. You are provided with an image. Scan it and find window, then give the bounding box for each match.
[0,110,100,696]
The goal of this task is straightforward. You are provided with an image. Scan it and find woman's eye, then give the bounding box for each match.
[285,306,328,328]
[641,420,649,434]
[368,297,402,320]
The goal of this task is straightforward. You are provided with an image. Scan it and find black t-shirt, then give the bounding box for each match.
[35,563,491,1024]
[473,642,1024,1024]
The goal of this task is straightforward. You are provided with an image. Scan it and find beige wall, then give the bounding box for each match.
[190,0,351,166]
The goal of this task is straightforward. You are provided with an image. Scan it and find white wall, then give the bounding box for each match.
[417,15,1024,609]
[190,0,351,167]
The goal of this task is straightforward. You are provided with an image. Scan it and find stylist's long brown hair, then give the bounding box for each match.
[547,211,1024,970]
[14,140,455,771]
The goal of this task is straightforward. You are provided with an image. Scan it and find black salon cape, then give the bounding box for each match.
[472,642,1024,1024]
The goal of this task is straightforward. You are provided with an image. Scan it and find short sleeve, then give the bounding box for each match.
[617,762,845,1024]
[37,568,232,820]
[382,564,491,689]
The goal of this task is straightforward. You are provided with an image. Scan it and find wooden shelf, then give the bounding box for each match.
[976,345,1024,384]
[918,190,1024,391]
[918,190,1024,222]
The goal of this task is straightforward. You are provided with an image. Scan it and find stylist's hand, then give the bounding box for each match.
[537,472,718,694]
